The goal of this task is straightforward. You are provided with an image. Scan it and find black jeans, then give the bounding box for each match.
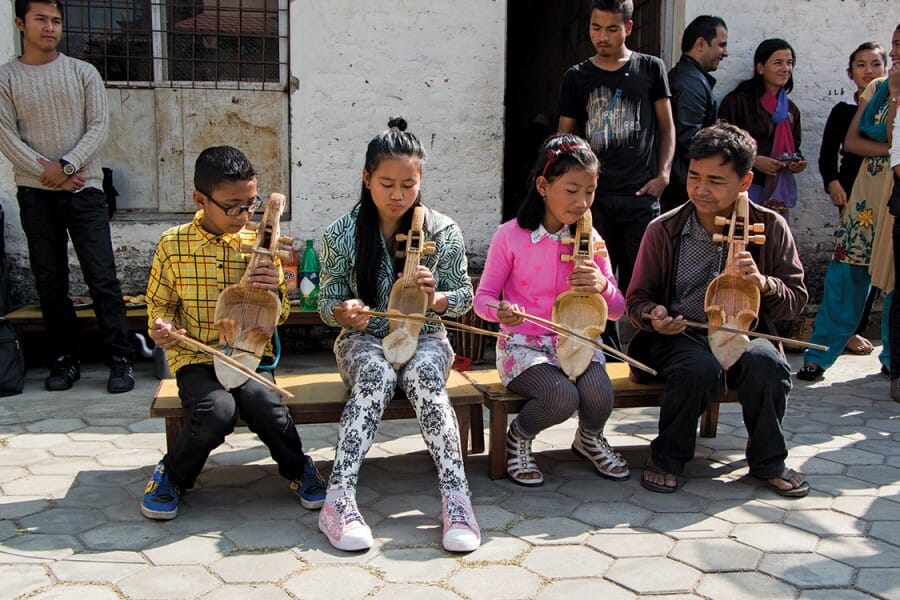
[891,218,900,377]
[165,364,307,489]
[16,186,130,360]
[592,193,659,349]
[639,333,792,478]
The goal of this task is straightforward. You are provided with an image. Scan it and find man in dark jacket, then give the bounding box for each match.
[626,123,810,497]
[660,16,728,214]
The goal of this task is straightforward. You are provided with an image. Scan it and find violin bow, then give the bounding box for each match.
[168,331,295,398]
[486,303,657,376]
[640,313,828,351]
[361,309,508,340]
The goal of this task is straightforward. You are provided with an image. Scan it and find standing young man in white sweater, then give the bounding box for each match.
[0,0,134,393]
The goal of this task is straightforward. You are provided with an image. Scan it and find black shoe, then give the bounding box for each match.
[108,356,135,393]
[46,355,81,391]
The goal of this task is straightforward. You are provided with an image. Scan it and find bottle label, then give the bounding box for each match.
[299,273,318,296]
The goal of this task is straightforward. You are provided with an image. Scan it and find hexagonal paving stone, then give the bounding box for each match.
[55,485,129,509]
[29,584,123,599]
[460,532,531,564]
[472,504,518,530]
[571,501,653,529]
[706,499,786,524]
[846,465,900,486]
[0,564,52,598]
[855,567,900,598]
[0,495,51,519]
[144,533,234,565]
[604,556,701,594]
[631,489,708,514]
[806,476,877,497]
[26,419,86,433]
[5,433,70,448]
[499,491,578,518]
[449,565,542,600]
[696,571,797,599]
[797,590,884,600]
[368,583,462,600]
[48,441,116,458]
[783,509,865,536]
[680,477,756,501]
[759,552,855,588]
[535,578,636,600]
[0,448,50,467]
[0,533,80,563]
[49,550,147,582]
[369,547,457,582]
[224,520,308,550]
[80,522,167,551]
[521,545,612,578]
[117,565,220,599]
[283,566,382,600]
[555,478,636,503]
[585,528,674,557]
[833,495,900,520]
[645,513,732,539]
[668,538,762,572]
[198,584,292,599]
[816,535,900,567]
[508,516,589,545]
[209,550,302,583]
[869,521,900,547]
[730,523,819,553]
[20,508,109,535]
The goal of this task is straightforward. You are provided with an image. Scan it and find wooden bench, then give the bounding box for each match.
[150,369,486,460]
[461,362,738,480]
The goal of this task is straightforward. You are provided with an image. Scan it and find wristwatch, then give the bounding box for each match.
[59,159,76,177]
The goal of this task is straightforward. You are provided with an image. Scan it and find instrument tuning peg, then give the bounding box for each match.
[240,243,254,253]
[396,233,408,242]
[561,235,575,245]
[714,216,729,226]
[275,250,291,262]
[560,254,573,263]
[749,235,766,245]
[712,233,726,243]
[244,221,259,232]
[423,242,436,255]
[278,235,294,246]
[749,223,765,234]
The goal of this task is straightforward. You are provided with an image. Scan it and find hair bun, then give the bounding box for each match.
[387,116,408,132]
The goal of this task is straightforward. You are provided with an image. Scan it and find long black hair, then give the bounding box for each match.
[517,134,599,231]
[733,38,796,95]
[355,116,426,307]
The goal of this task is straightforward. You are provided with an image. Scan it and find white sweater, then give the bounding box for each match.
[0,53,108,191]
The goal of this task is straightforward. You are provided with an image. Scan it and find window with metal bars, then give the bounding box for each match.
[58,0,288,90]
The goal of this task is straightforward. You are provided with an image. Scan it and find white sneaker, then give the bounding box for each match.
[318,488,373,551]
[441,490,481,552]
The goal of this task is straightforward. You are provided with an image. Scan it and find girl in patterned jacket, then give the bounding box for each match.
[316,116,480,553]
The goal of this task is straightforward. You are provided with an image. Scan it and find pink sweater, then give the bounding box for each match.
[473,220,624,336]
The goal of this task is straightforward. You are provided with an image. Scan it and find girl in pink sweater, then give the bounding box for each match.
[473,134,628,485]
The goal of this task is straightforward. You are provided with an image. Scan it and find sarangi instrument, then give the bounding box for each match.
[553,211,608,379]
[382,206,436,369]
[704,191,765,369]
[213,193,293,388]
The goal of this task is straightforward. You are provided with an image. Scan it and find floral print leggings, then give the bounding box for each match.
[329,330,470,496]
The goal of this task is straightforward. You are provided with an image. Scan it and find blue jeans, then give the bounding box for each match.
[16,186,130,360]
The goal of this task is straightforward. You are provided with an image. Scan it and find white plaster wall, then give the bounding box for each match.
[289,1,506,268]
[683,0,896,295]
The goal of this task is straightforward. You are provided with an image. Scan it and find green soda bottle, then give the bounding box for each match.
[299,239,320,311]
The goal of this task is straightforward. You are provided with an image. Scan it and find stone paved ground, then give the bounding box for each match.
[0,346,898,599]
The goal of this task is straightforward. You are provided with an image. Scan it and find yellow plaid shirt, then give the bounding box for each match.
[146,210,290,374]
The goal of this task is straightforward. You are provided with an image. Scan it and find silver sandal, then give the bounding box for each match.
[506,427,544,486]
[572,428,630,480]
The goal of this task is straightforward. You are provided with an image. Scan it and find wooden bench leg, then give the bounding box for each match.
[488,402,509,480]
[454,406,471,462]
[700,402,720,438]
[469,404,485,454]
[164,417,184,453]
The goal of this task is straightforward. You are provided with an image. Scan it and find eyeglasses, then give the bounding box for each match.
[199,190,262,216]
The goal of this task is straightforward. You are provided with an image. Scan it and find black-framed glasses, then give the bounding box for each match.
[199,190,262,216]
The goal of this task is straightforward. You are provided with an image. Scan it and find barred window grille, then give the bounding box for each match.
[59,0,288,90]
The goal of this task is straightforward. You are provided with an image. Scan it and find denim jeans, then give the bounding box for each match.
[637,333,792,478]
[166,364,307,489]
[16,186,130,360]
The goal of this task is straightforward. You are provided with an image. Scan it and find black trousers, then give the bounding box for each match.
[16,186,130,360]
[592,193,659,349]
[891,218,900,376]
[638,333,792,478]
[165,364,307,489]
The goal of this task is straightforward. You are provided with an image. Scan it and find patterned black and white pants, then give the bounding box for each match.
[329,330,470,496]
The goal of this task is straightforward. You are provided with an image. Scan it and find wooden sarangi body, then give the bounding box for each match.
[552,211,608,379]
[382,206,436,369]
[214,193,293,388]
[704,192,766,369]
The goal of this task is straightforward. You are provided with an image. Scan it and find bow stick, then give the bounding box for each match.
[640,313,828,351]
[361,309,508,340]
[168,331,295,398]
[486,303,657,376]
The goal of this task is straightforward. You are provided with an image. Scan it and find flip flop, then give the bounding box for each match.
[759,468,809,498]
[641,463,680,493]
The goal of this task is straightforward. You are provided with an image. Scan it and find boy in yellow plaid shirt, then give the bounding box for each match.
[139,146,325,520]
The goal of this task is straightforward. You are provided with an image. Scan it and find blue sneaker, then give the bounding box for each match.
[291,455,327,510]
[141,461,180,520]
